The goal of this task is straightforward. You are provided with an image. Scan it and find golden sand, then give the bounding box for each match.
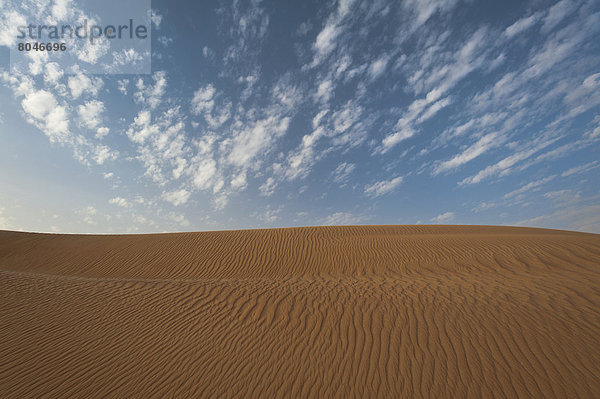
[1,226,599,398]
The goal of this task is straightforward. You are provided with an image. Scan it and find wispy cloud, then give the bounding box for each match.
[365,176,403,198]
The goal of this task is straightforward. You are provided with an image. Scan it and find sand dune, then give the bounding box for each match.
[1,225,599,398]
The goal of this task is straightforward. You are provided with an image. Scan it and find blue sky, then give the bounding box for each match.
[0,0,599,233]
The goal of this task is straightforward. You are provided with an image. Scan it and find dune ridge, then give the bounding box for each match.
[1,225,599,398]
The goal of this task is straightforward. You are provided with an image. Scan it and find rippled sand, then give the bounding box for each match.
[1,226,599,398]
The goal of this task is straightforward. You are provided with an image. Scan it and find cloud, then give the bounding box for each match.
[109,197,129,207]
[21,90,70,143]
[96,127,110,139]
[75,206,97,225]
[321,211,369,226]
[44,63,64,86]
[430,211,455,223]
[472,202,496,212]
[230,170,247,190]
[162,189,191,206]
[310,0,355,66]
[460,137,558,185]
[380,126,415,153]
[516,205,600,234]
[561,161,600,177]
[541,0,578,34]
[191,84,231,128]
[228,116,290,168]
[503,175,556,199]
[168,212,190,227]
[68,71,103,99]
[543,189,581,205]
[259,177,277,196]
[93,145,117,165]
[503,12,541,39]
[402,0,460,32]
[191,84,216,115]
[117,79,129,95]
[134,71,167,110]
[151,9,163,28]
[365,176,403,198]
[433,132,503,175]
[368,54,390,80]
[253,205,282,223]
[331,162,355,185]
[78,100,104,129]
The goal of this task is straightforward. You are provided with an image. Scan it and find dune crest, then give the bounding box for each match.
[1,226,599,398]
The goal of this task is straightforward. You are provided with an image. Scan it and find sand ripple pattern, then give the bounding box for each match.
[1,226,599,398]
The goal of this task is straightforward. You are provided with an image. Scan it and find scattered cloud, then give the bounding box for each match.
[162,189,191,206]
[109,197,129,207]
[365,176,403,198]
[321,212,369,226]
[430,211,455,223]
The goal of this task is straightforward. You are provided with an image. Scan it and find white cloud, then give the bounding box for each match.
[78,100,104,129]
[561,161,599,177]
[516,205,600,234]
[151,9,163,28]
[365,176,403,198]
[259,177,277,196]
[0,10,27,47]
[213,194,228,210]
[331,162,355,185]
[460,137,557,185]
[51,0,73,20]
[310,0,356,66]
[368,54,390,80]
[117,79,129,95]
[21,90,70,143]
[543,189,581,205]
[417,96,452,124]
[191,158,217,190]
[433,132,503,175]
[315,79,333,103]
[472,202,496,212]
[503,12,541,39]
[402,0,459,32]
[230,170,247,190]
[162,189,191,206]
[75,206,97,225]
[44,63,64,86]
[93,145,117,165]
[321,211,368,226]
[430,211,455,223]
[313,23,341,65]
[541,0,578,34]
[228,116,290,168]
[380,124,415,153]
[134,71,167,109]
[68,71,103,99]
[109,197,129,207]
[503,175,556,199]
[168,212,190,227]
[253,206,282,223]
[191,84,216,115]
[22,90,56,121]
[96,127,110,139]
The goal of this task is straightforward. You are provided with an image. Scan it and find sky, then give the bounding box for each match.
[0,0,599,234]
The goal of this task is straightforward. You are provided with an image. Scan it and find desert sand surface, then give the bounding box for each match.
[1,225,599,398]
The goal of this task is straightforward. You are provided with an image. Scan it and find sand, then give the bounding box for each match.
[1,225,599,398]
